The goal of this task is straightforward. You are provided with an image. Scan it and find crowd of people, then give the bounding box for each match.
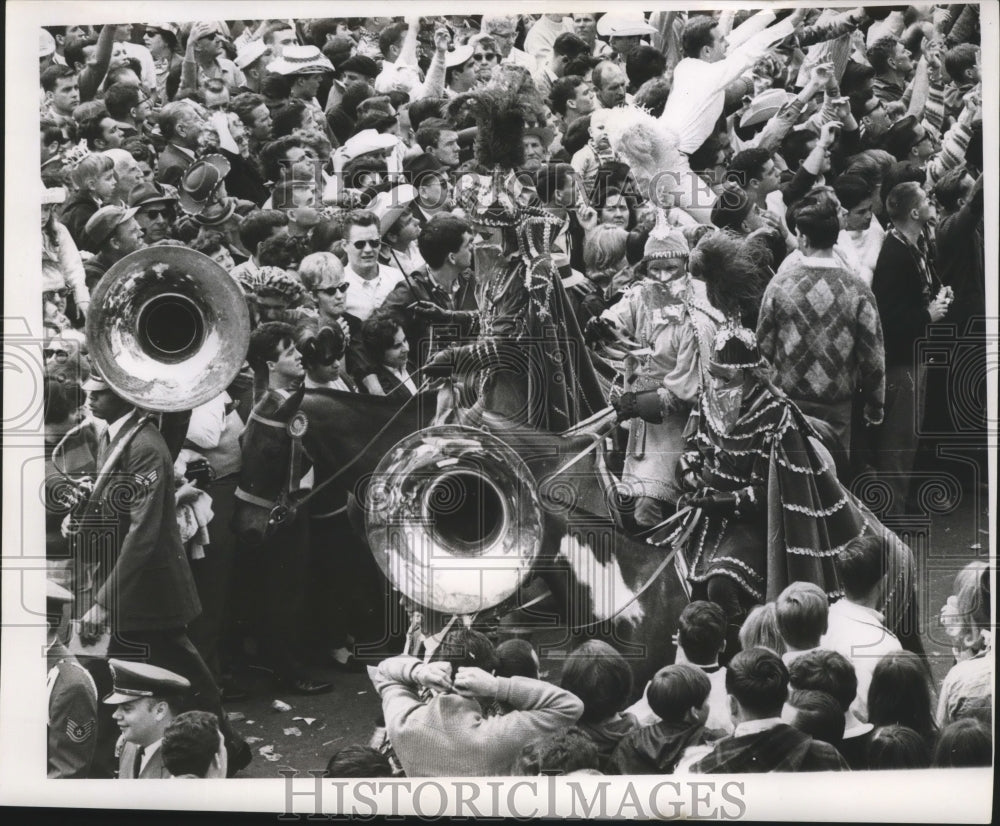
[38,7,990,780]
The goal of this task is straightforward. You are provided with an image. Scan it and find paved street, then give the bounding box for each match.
[231,479,991,778]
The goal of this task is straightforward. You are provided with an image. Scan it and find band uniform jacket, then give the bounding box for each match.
[82,412,201,632]
[117,741,171,779]
[47,639,99,778]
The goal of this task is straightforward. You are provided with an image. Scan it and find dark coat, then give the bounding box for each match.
[871,232,940,367]
[155,143,197,188]
[609,719,708,775]
[86,413,201,632]
[364,365,416,403]
[380,268,479,370]
[60,192,100,250]
[47,640,99,779]
[690,722,849,773]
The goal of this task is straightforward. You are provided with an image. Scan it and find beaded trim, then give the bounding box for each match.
[782,493,849,517]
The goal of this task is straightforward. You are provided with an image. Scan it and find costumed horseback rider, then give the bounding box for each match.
[425,85,606,433]
[587,222,724,529]
[617,323,917,660]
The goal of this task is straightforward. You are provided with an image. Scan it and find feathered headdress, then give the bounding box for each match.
[605,107,684,200]
[452,86,549,228]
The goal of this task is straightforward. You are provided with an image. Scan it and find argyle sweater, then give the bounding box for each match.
[758,256,885,421]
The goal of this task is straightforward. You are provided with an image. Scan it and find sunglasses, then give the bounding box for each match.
[45,288,70,298]
[44,348,70,361]
[315,283,350,295]
[471,52,498,62]
[142,207,174,219]
[351,239,382,250]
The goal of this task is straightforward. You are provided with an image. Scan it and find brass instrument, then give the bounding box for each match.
[365,425,544,616]
[85,246,251,411]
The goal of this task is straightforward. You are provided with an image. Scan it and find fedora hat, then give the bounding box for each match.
[178,154,231,216]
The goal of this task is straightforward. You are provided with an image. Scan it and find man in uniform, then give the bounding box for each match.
[75,371,250,774]
[102,659,190,778]
[47,580,99,778]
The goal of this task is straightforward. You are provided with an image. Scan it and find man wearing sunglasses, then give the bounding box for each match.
[128,182,179,244]
[180,21,244,98]
[341,210,404,324]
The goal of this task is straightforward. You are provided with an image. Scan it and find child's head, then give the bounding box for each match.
[677,600,727,665]
[495,638,540,680]
[513,727,600,776]
[432,628,499,678]
[738,602,787,656]
[70,153,116,200]
[775,582,829,651]
[325,745,394,778]
[646,664,712,726]
[589,109,613,142]
[560,640,632,724]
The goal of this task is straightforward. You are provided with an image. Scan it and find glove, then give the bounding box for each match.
[584,315,616,345]
[423,347,457,378]
[409,301,450,322]
[676,449,704,492]
[612,390,664,424]
[677,488,740,516]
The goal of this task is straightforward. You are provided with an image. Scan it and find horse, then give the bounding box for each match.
[232,386,692,695]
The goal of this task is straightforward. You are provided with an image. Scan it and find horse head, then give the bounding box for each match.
[232,387,305,546]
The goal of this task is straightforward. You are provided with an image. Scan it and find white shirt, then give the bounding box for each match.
[502,47,539,73]
[523,15,575,65]
[661,10,796,154]
[343,263,405,322]
[122,41,157,95]
[732,716,784,738]
[139,738,162,775]
[820,599,901,723]
[105,411,134,443]
[304,375,352,393]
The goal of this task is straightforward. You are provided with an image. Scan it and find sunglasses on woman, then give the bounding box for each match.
[314,283,350,295]
[471,52,498,62]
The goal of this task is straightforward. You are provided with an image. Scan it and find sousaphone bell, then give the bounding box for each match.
[86,246,251,411]
[366,425,544,616]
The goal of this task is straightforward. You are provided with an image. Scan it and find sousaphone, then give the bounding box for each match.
[86,246,251,410]
[365,425,545,616]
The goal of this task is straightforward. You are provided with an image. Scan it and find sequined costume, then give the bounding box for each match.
[669,326,915,648]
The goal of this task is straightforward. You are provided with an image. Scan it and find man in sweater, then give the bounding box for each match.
[870,182,950,514]
[757,193,885,479]
[371,629,583,776]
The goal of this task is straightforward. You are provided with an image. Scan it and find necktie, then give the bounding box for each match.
[97,429,111,468]
[133,745,145,778]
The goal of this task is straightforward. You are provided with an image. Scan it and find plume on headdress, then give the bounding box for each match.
[447,85,537,173]
[688,231,767,322]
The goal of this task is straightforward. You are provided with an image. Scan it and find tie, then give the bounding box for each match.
[97,429,111,468]
[132,745,145,778]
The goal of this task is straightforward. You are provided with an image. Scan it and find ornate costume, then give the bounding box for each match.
[600,227,723,510]
[433,89,605,432]
[663,326,914,647]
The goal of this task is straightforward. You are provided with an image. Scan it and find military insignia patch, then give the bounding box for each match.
[66,719,95,743]
[143,469,158,486]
